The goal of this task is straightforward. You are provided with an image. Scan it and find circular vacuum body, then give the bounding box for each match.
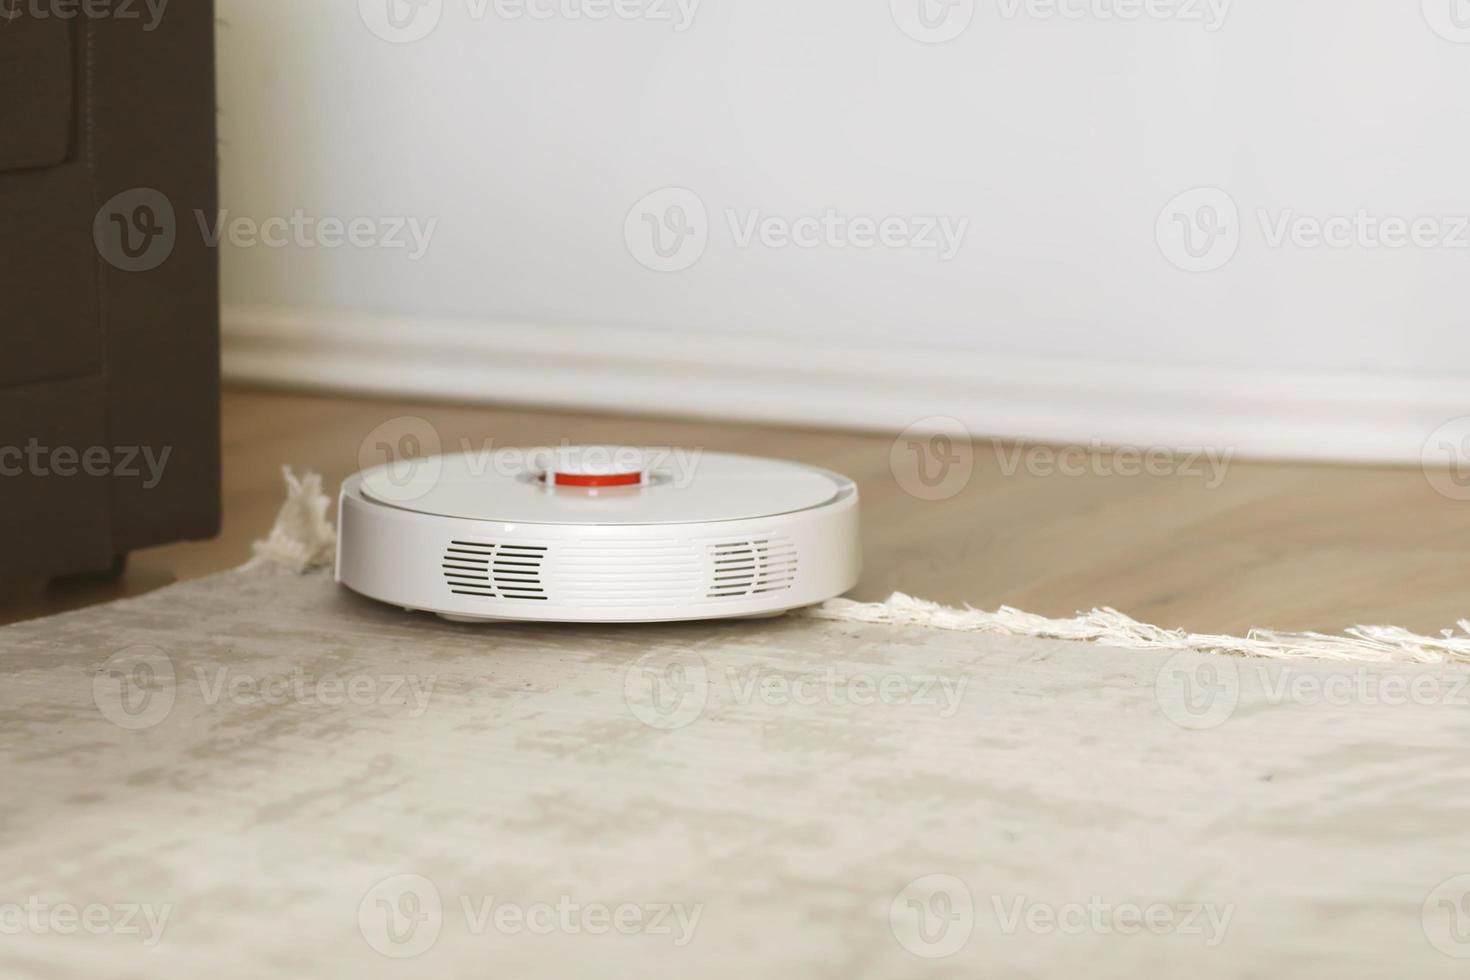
[335,446,861,623]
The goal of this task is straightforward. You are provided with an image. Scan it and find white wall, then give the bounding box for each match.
[216,0,1470,458]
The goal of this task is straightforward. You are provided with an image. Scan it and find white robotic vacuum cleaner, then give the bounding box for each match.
[335,446,860,623]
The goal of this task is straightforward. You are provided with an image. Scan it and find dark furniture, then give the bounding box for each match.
[0,3,220,580]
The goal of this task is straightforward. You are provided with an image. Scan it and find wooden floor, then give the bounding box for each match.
[3,386,1466,634]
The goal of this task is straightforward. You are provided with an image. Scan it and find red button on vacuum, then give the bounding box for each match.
[550,472,644,488]
[541,447,649,489]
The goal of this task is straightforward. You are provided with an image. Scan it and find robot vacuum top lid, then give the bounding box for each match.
[354,446,847,526]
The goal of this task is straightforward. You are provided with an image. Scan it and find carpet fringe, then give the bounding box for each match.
[250,470,1470,664]
[247,467,338,573]
[806,593,1470,665]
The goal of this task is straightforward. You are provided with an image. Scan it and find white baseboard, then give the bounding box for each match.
[221,304,1466,464]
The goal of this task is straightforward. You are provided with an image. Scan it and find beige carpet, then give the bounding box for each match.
[4,557,1470,978]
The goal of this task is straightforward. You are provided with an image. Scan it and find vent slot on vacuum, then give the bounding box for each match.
[707,536,798,599]
[443,541,548,600]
